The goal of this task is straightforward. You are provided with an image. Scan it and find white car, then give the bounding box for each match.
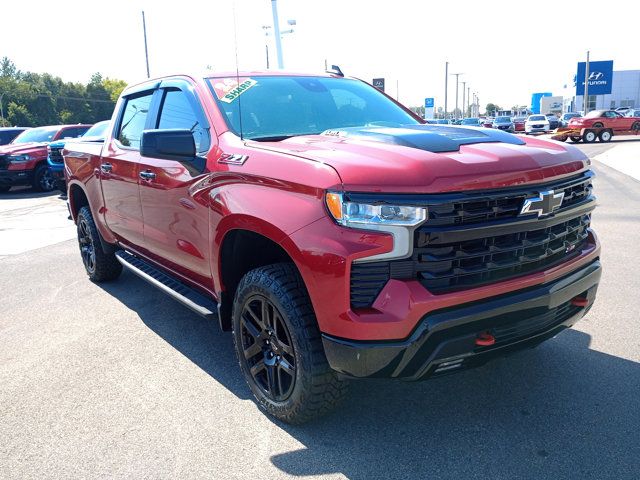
[525,115,550,134]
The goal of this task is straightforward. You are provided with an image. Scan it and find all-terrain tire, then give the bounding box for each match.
[76,206,122,282]
[232,263,349,424]
[32,164,55,192]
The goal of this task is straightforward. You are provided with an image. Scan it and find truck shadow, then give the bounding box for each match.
[98,271,640,479]
[0,186,60,199]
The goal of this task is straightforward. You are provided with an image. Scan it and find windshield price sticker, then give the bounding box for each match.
[213,78,258,103]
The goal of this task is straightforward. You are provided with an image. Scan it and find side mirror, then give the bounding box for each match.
[141,129,196,161]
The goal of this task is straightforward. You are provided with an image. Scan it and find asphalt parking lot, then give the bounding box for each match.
[1,139,639,479]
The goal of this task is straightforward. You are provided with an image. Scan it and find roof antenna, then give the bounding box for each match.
[326,65,344,77]
[232,0,244,141]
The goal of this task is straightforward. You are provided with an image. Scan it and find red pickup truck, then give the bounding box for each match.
[64,72,601,423]
[0,124,91,192]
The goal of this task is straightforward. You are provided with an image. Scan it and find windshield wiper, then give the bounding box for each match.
[249,135,297,142]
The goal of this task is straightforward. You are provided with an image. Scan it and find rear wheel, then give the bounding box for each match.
[599,130,612,142]
[32,164,56,192]
[232,263,348,424]
[632,122,640,132]
[569,136,582,143]
[76,206,122,282]
[583,130,597,143]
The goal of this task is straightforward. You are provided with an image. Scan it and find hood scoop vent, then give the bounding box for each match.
[321,124,525,153]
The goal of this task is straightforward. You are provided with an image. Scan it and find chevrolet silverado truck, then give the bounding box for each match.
[64,72,601,423]
[555,109,640,143]
[0,124,91,192]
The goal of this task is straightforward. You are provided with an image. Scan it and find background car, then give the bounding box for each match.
[624,109,640,117]
[525,115,550,134]
[481,117,494,128]
[461,117,481,126]
[492,116,514,132]
[512,116,526,132]
[47,120,109,192]
[560,112,582,127]
[0,127,29,146]
[546,115,560,130]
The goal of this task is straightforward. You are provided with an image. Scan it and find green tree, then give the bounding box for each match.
[485,103,501,116]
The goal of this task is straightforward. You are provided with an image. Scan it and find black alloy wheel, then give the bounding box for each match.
[78,216,96,275]
[240,295,296,401]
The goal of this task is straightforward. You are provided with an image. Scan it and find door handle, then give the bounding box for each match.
[100,163,112,173]
[139,170,156,180]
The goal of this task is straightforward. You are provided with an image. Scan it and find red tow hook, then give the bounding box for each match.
[475,332,496,347]
[571,296,589,307]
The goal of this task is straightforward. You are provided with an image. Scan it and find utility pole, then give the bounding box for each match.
[271,0,284,69]
[583,50,590,114]
[142,11,150,78]
[451,73,463,120]
[467,86,471,117]
[444,61,449,119]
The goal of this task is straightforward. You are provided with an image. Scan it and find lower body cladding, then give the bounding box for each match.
[322,260,601,380]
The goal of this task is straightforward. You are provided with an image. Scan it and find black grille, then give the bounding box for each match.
[426,171,593,226]
[348,172,596,308]
[413,214,590,293]
[49,147,64,164]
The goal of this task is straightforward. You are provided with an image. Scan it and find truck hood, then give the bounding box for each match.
[251,125,588,193]
[0,142,48,155]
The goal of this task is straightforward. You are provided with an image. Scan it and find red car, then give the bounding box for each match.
[513,116,526,132]
[0,124,91,192]
[481,117,493,128]
[64,72,600,423]
[567,110,640,141]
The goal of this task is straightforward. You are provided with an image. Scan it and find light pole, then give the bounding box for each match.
[270,1,295,69]
[462,81,466,119]
[444,61,449,119]
[450,73,463,120]
[467,86,470,117]
[583,50,590,114]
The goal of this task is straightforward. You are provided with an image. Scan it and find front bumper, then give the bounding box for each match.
[0,169,33,188]
[322,259,601,380]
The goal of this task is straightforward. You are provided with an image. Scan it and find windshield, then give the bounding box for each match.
[495,117,510,123]
[461,118,479,124]
[83,121,110,138]
[206,75,419,140]
[11,126,59,144]
[529,115,546,121]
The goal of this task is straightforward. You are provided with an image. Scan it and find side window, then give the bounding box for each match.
[158,89,208,152]
[60,127,88,139]
[117,92,154,149]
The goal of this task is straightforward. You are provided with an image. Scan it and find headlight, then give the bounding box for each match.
[6,154,32,163]
[325,192,428,263]
[325,192,427,227]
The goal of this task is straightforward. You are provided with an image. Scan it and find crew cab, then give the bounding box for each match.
[48,120,110,193]
[64,72,601,423]
[0,124,91,192]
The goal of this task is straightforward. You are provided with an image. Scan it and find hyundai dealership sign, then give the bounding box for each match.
[576,60,613,95]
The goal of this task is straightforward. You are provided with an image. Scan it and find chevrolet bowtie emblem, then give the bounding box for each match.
[520,190,565,217]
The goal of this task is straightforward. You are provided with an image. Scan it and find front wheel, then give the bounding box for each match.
[232,263,348,424]
[632,122,640,132]
[32,164,56,192]
[76,206,122,282]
